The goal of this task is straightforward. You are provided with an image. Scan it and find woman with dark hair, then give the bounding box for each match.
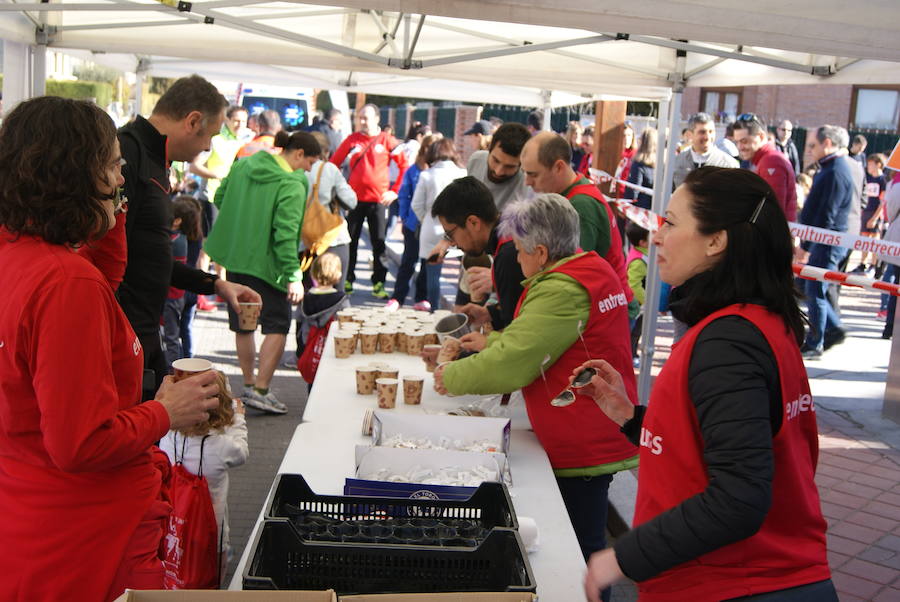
[578,167,835,601]
[623,127,657,210]
[412,137,466,311]
[386,133,442,311]
[0,97,220,600]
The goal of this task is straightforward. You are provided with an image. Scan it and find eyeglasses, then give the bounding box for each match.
[442,225,459,243]
[111,188,127,215]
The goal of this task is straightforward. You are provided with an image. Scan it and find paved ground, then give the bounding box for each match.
[189,229,900,600]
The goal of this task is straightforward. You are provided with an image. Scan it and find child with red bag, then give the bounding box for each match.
[160,371,248,588]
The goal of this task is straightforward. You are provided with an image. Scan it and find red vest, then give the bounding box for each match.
[566,183,634,302]
[635,304,830,600]
[515,253,638,469]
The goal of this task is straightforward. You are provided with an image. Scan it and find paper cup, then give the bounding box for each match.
[403,376,425,405]
[406,331,426,356]
[376,378,398,409]
[437,337,461,364]
[421,344,442,372]
[378,366,399,381]
[172,358,213,382]
[238,302,262,331]
[359,328,379,354]
[334,333,356,358]
[355,366,378,395]
[378,328,397,353]
[395,330,409,353]
[336,309,356,324]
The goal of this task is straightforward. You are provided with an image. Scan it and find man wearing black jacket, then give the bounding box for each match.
[118,75,260,393]
[430,177,524,332]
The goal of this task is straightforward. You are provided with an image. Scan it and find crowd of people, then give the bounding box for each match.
[1,70,894,600]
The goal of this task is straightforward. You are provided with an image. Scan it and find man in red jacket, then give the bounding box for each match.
[734,114,798,221]
[330,104,408,298]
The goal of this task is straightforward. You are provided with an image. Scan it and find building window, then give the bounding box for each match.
[700,87,742,123]
[852,86,900,131]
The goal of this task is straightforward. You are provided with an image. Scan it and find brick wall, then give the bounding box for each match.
[681,84,854,131]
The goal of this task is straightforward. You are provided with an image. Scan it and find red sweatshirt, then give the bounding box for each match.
[330,130,407,203]
[752,143,798,222]
[0,231,171,601]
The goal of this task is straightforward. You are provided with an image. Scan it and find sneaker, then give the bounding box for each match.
[344,281,354,294]
[196,295,217,312]
[413,300,432,312]
[384,299,400,312]
[823,327,846,350]
[372,282,389,299]
[243,387,288,414]
[800,345,822,360]
[877,310,888,321]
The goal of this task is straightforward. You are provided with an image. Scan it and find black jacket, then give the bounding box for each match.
[485,226,525,331]
[615,278,782,581]
[118,117,217,337]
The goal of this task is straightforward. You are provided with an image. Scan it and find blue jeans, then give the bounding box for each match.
[391,226,427,305]
[881,264,899,311]
[725,579,838,601]
[557,473,614,602]
[424,261,443,311]
[804,244,845,350]
[179,291,197,358]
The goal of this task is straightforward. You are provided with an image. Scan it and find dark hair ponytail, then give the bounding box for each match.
[274,130,321,158]
[679,166,806,344]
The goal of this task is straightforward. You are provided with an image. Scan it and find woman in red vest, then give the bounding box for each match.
[576,167,836,601]
[435,193,638,602]
[0,97,221,601]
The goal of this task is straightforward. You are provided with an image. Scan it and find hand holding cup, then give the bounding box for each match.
[156,370,221,430]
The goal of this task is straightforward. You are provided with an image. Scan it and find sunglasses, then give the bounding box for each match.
[737,113,764,127]
[111,188,128,215]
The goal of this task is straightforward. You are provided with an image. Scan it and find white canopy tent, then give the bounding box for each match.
[2,0,900,410]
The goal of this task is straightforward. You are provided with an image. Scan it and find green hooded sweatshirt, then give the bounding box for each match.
[205,151,307,292]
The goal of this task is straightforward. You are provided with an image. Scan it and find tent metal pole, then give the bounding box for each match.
[420,34,613,69]
[541,90,552,131]
[2,40,31,113]
[625,34,826,74]
[637,85,681,404]
[31,32,47,97]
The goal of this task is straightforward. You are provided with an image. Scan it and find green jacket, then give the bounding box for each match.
[443,253,590,395]
[205,152,307,291]
[563,176,611,257]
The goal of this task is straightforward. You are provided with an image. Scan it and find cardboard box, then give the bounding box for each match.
[114,591,337,602]
[340,592,537,602]
[349,446,504,500]
[371,412,511,457]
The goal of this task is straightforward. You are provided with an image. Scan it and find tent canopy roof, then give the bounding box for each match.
[1,1,899,105]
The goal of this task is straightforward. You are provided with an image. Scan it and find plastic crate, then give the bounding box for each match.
[267,474,518,531]
[243,519,536,594]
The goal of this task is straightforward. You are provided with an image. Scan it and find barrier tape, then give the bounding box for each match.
[580,176,900,297]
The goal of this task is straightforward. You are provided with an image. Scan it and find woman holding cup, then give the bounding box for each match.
[433,193,638,594]
[0,97,221,600]
[577,168,835,601]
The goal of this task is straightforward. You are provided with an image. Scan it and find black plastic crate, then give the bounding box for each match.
[243,519,535,594]
[267,474,518,531]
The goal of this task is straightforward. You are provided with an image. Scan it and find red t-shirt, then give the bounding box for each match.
[0,231,170,600]
[752,143,798,222]
[331,131,407,203]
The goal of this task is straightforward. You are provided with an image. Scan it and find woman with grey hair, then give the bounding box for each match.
[434,193,638,600]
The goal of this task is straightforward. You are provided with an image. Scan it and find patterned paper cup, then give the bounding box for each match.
[376,378,399,409]
[403,376,425,405]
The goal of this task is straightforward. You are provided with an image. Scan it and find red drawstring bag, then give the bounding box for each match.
[163,435,220,590]
[297,317,334,384]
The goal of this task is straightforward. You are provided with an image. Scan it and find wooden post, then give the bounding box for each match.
[593,101,627,185]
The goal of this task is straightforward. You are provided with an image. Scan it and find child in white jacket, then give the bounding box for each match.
[160,371,249,584]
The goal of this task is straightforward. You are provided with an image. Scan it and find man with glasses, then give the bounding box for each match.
[431,176,525,331]
[672,112,738,188]
[733,114,798,221]
[775,120,801,174]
